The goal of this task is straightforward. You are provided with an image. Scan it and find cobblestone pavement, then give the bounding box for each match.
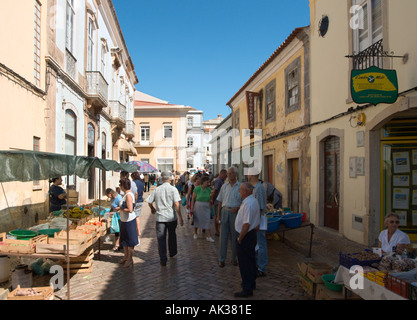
[31,191,312,301]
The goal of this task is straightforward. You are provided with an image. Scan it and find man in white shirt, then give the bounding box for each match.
[234,182,260,298]
[147,171,184,266]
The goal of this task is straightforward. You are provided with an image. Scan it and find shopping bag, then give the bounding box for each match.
[181,197,187,207]
[110,212,120,234]
[259,215,267,231]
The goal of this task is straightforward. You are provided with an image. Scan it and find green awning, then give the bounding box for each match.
[0,150,137,183]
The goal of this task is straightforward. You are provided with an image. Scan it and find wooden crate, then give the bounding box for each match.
[61,248,94,274]
[0,233,48,254]
[8,285,54,300]
[35,230,92,256]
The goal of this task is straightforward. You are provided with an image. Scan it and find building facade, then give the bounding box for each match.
[0,0,50,231]
[45,0,138,203]
[133,91,192,173]
[186,109,205,170]
[309,0,417,244]
[226,27,311,214]
[0,0,138,232]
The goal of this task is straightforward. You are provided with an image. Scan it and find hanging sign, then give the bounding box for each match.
[246,91,260,131]
[351,66,398,105]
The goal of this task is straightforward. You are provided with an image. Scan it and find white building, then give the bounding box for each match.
[45,0,138,203]
[186,109,205,170]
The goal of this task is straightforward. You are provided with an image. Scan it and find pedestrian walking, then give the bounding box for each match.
[247,167,268,277]
[186,173,202,222]
[234,182,260,298]
[211,169,227,236]
[216,166,242,267]
[144,174,150,192]
[131,172,144,242]
[146,171,184,266]
[191,175,215,242]
[105,188,123,251]
[116,178,138,268]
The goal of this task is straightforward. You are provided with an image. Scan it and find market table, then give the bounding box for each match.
[335,266,407,300]
[271,222,315,258]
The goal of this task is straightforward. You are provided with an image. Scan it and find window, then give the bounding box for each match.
[187,137,194,148]
[65,0,75,53]
[163,125,173,139]
[140,126,150,141]
[101,44,106,75]
[65,110,76,155]
[285,57,301,114]
[234,109,240,130]
[34,1,41,87]
[265,79,276,124]
[87,17,94,71]
[352,0,383,53]
[158,158,174,172]
[187,117,193,127]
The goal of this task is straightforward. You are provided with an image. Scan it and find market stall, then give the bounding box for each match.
[0,150,137,300]
[334,248,417,300]
[266,208,314,258]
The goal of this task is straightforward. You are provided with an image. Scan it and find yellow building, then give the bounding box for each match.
[226,27,311,214]
[310,0,417,244]
[0,0,49,231]
[133,91,193,173]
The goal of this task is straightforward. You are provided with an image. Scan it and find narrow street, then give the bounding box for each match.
[33,191,311,301]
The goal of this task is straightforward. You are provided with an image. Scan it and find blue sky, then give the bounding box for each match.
[113,0,310,121]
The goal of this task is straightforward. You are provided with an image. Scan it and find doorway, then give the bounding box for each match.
[264,155,273,184]
[288,158,300,213]
[324,136,340,230]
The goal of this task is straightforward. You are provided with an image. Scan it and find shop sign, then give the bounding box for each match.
[351,66,398,105]
[246,91,260,131]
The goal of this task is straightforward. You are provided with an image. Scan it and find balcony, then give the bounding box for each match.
[134,140,155,148]
[109,100,127,129]
[125,120,135,138]
[86,71,109,111]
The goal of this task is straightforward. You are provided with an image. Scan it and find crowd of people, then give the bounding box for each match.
[49,164,411,298]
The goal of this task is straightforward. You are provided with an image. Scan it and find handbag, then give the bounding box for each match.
[110,212,120,234]
[181,197,187,207]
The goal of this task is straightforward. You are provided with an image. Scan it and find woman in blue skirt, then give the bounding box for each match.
[116,178,138,268]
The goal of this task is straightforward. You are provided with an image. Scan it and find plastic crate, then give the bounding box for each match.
[338,249,382,269]
[280,213,302,228]
[386,274,410,299]
[267,217,280,232]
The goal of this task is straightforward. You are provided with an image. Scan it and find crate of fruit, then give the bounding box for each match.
[0,232,48,254]
[339,249,382,269]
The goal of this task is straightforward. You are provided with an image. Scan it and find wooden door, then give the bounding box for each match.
[264,155,273,183]
[324,137,340,230]
[289,158,299,213]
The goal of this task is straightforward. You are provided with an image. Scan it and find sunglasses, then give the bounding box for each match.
[389,220,399,224]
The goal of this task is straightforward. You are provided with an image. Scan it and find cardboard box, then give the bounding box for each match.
[307,262,333,283]
[316,284,363,300]
[299,272,316,297]
[298,262,309,275]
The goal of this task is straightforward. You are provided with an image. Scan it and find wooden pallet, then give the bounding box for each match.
[61,248,94,274]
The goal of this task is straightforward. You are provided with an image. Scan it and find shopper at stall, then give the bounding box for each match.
[191,175,215,242]
[106,188,123,251]
[146,171,184,266]
[216,166,242,268]
[49,177,67,212]
[211,169,227,236]
[378,213,410,254]
[131,172,144,243]
[234,182,260,298]
[247,167,268,277]
[116,178,138,268]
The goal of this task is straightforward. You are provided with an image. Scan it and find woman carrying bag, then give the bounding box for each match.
[115,178,138,268]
